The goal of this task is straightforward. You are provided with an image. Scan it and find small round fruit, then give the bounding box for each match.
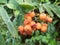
[24,19,29,25]
[24,16,32,25]
[18,25,24,31]
[30,22,37,31]
[25,16,32,19]
[36,23,41,29]
[24,14,30,18]
[25,16,32,22]
[41,26,47,32]
[39,13,47,21]
[29,11,35,18]
[32,24,37,31]
[43,23,48,27]
[24,25,32,31]
[30,21,36,26]
[26,30,32,35]
[18,26,26,35]
[24,25,32,35]
[47,17,53,22]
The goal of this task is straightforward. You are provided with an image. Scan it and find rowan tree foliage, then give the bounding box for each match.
[0,0,60,45]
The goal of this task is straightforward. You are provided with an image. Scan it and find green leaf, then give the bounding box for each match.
[47,23,55,36]
[43,4,54,17]
[50,24,55,33]
[47,23,51,33]
[0,0,7,3]
[48,4,60,18]
[35,30,40,36]
[16,0,33,4]
[58,6,60,11]
[0,7,18,38]
[35,36,40,41]
[25,39,35,45]
[45,0,49,2]
[13,17,17,26]
[16,0,35,11]
[6,0,19,9]
[16,14,24,26]
[39,41,42,45]
[0,33,5,45]
[6,38,12,45]
[53,20,58,25]
[41,36,49,43]
[48,39,57,45]
[32,0,40,3]
[12,38,17,45]
[47,23,55,34]
[20,3,34,9]
[39,5,45,13]
[46,33,51,39]
[15,0,23,4]
[13,10,20,17]
[24,0,32,4]
[33,35,42,41]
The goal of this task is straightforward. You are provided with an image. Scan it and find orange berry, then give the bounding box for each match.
[24,25,32,31]
[39,13,47,21]
[33,28,36,31]
[24,16,32,25]
[30,21,36,26]
[29,11,35,18]
[47,17,53,22]
[25,16,32,22]
[26,30,32,35]
[43,23,48,27]
[24,25,32,35]
[24,11,35,18]
[30,23,37,31]
[18,26,24,31]
[41,26,47,32]
[46,16,53,22]
[18,26,26,35]
[24,14,30,18]
[24,19,29,25]
[36,23,41,29]
[32,24,37,31]
[25,16,32,19]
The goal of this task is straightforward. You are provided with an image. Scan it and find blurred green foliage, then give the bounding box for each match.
[0,0,60,45]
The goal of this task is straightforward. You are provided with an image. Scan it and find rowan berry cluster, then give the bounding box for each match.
[18,11,53,35]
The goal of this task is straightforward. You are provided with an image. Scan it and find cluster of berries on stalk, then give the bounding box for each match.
[18,11,53,35]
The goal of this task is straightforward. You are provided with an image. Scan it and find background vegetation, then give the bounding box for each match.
[0,0,60,45]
